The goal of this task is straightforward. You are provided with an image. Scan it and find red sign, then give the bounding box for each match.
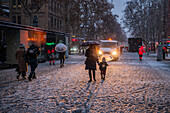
[72,39,78,41]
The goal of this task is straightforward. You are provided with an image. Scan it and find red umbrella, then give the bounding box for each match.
[80,41,99,46]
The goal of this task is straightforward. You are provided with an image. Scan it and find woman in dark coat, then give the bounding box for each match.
[85,45,99,82]
[15,44,27,79]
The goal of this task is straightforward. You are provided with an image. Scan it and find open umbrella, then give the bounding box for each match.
[55,43,67,52]
[80,41,99,46]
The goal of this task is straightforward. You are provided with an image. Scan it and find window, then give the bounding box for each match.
[33,16,38,27]
[51,17,53,28]
[13,16,16,23]
[31,0,34,5]
[57,19,59,29]
[51,0,53,11]
[54,2,56,11]
[18,16,21,24]
[18,0,21,5]
[59,20,62,29]
[18,0,21,8]
[12,0,16,8]
[54,18,56,27]
[12,0,16,5]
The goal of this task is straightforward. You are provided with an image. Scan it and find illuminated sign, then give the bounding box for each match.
[46,42,55,45]
[72,39,78,41]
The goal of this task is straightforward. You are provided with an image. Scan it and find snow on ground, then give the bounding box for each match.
[0,52,169,112]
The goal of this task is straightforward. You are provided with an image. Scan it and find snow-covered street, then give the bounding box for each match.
[0,52,170,112]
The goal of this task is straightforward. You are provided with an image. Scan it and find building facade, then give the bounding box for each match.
[167,0,170,39]
[10,0,65,33]
[0,0,10,22]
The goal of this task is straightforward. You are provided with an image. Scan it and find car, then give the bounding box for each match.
[98,40,120,61]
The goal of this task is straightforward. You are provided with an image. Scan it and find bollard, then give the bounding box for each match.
[157,45,162,61]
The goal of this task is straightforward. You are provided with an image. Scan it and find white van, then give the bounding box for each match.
[98,40,120,61]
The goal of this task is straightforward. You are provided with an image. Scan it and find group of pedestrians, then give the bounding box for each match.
[15,44,40,81]
[15,43,66,81]
[16,43,166,82]
[85,45,108,82]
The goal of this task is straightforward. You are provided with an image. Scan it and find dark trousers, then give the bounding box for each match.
[29,59,38,78]
[163,52,165,59]
[89,69,96,81]
[60,55,65,67]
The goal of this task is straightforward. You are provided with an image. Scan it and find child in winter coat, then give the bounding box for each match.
[98,57,108,80]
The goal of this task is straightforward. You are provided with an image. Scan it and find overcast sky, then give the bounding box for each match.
[112,0,128,24]
[111,0,131,37]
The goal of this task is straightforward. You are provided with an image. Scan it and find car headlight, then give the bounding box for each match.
[73,48,77,51]
[112,51,116,55]
[99,50,103,55]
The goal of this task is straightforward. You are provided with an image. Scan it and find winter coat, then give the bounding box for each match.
[85,46,98,70]
[15,48,27,72]
[163,47,167,53]
[47,49,55,60]
[99,62,108,71]
[26,45,40,61]
[138,46,145,55]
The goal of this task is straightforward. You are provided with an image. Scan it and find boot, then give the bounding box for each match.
[88,80,92,82]
[32,73,36,79]
[93,71,96,81]
[22,72,26,79]
[28,76,32,81]
[88,73,92,82]
[103,74,105,80]
[53,60,55,65]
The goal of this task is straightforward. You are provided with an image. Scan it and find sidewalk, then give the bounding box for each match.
[147,52,170,61]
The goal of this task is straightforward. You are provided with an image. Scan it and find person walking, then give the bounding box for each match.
[59,52,65,68]
[85,45,99,82]
[138,46,146,61]
[47,48,55,65]
[98,57,108,80]
[26,44,40,81]
[163,46,167,59]
[15,44,27,79]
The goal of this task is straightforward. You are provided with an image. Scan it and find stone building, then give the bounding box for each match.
[0,0,10,22]
[0,0,70,64]
[10,0,65,33]
[167,0,170,39]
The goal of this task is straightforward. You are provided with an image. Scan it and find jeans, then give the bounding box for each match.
[29,59,38,78]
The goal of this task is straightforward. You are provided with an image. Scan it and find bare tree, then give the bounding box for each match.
[21,0,48,26]
[123,0,168,52]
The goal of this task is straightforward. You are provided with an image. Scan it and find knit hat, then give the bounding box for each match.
[102,57,106,62]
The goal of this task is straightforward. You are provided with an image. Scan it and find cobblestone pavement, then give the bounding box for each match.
[0,52,169,113]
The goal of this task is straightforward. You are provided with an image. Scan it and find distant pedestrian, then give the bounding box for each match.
[47,48,55,65]
[138,46,146,61]
[85,45,99,82]
[26,44,40,81]
[59,52,65,68]
[163,46,167,59]
[15,44,27,79]
[98,57,108,80]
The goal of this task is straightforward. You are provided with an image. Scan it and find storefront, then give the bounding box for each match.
[0,21,47,64]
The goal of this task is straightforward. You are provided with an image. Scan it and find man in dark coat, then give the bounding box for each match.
[26,44,40,81]
[85,45,99,82]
